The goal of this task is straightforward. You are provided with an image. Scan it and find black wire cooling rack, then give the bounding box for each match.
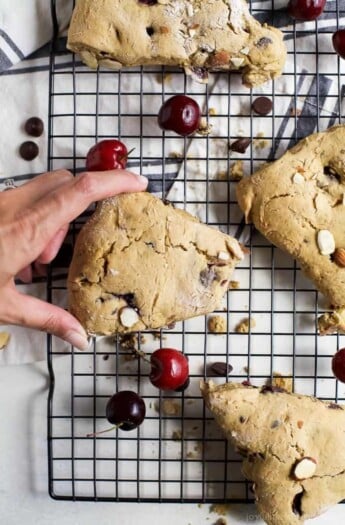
[47,0,345,503]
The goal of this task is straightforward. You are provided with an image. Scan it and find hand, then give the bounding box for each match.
[0,169,148,350]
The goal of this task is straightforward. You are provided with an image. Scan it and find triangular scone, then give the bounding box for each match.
[201,381,345,525]
[67,0,286,87]
[237,125,345,309]
[68,192,243,334]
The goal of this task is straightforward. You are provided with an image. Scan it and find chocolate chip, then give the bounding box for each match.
[19,141,39,161]
[24,117,44,137]
[230,138,251,153]
[252,96,273,116]
[261,385,286,394]
[328,402,343,410]
[122,293,136,309]
[323,165,341,182]
[256,37,272,48]
[271,419,281,429]
[209,361,233,376]
[292,490,304,516]
[146,26,154,36]
[103,354,110,361]
[239,415,246,423]
[139,0,157,4]
[200,267,216,287]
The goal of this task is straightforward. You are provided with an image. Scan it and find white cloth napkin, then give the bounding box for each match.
[0,0,344,365]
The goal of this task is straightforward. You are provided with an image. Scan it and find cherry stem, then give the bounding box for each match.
[86,422,123,438]
[119,147,135,162]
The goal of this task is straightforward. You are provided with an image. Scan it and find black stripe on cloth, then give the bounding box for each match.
[0,28,24,59]
[0,48,12,70]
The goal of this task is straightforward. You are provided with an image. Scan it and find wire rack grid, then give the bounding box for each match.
[47,0,345,504]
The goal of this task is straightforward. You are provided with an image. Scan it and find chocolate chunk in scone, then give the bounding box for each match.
[67,0,286,88]
[201,381,345,525]
[67,192,243,335]
[237,125,345,310]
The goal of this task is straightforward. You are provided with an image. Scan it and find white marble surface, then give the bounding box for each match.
[0,360,344,525]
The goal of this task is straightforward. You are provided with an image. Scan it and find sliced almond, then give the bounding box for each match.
[292,172,305,184]
[240,47,250,55]
[218,251,230,261]
[317,230,335,256]
[230,57,244,68]
[120,307,139,328]
[333,248,345,267]
[0,331,10,350]
[293,457,317,480]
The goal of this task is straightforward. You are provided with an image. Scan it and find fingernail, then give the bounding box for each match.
[66,330,89,351]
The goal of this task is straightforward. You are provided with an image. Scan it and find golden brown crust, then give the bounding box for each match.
[67,0,286,87]
[67,192,243,334]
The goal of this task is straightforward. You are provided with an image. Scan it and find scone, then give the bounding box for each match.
[68,192,244,334]
[201,381,345,525]
[67,0,286,87]
[237,125,345,309]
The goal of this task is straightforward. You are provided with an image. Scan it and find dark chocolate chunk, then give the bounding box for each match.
[328,402,343,410]
[146,26,154,36]
[323,165,341,182]
[230,138,251,153]
[122,293,137,309]
[24,117,44,137]
[292,490,304,516]
[239,415,246,423]
[252,96,273,116]
[139,0,157,4]
[209,361,233,376]
[261,385,286,394]
[200,267,216,287]
[19,141,39,161]
[256,37,273,48]
[271,419,281,429]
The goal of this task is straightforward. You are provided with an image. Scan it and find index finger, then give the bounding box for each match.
[10,170,148,272]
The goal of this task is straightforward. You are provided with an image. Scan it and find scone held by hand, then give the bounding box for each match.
[237,125,345,309]
[68,192,243,334]
[67,0,286,87]
[201,381,345,525]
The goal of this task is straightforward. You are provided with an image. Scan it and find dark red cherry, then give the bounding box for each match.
[333,30,345,60]
[150,348,189,390]
[158,95,201,136]
[332,348,345,383]
[86,139,128,171]
[106,391,146,431]
[287,0,326,21]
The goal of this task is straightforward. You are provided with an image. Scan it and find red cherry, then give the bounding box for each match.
[332,348,345,383]
[150,348,189,391]
[333,30,345,60]
[158,95,201,136]
[86,139,129,171]
[287,0,326,20]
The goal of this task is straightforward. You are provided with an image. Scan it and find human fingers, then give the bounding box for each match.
[0,170,73,217]
[15,265,33,284]
[9,170,148,274]
[36,224,69,264]
[5,290,89,350]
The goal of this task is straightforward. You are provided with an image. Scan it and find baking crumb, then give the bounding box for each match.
[208,107,217,116]
[169,151,183,159]
[156,72,172,84]
[208,315,227,334]
[172,429,182,440]
[119,333,146,361]
[230,160,244,181]
[197,117,213,136]
[102,354,110,361]
[229,280,240,289]
[217,171,228,181]
[187,399,194,405]
[209,503,231,516]
[0,331,10,350]
[152,331,167,340]
[157,399,181,416]
[235,317,256,333]
[197,503,203,508]
[243,366,249,373]
[270,372,293,393]
[214,518,227,525]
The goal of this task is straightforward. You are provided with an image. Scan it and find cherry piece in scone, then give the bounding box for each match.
[158,95,201,136]
[150,348,189,391]
[332,348,345,383]
[333,30,345,60]
[287,0,326,21]
[86,139,129,171]
[106,391,146,431]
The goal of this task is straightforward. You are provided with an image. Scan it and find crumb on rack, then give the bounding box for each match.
[235,317,256,333]
[318,309,345,334]
[214,518,227,525]
[0,331,10,350]
[155,399,181,416]
[254,132,269,150]
[229,280,240,289]
[119,333,146,360]
[172,429,182,441]
[208,107,217,116]
[230,160,244,181]
[196,117,213,136]
[208,315,227,334]
[270,373,293,393]
[209,503,231,516]
[155,72,172,84]
[169,151,183,159]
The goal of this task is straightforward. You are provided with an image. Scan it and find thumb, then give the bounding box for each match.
[7,291,89,350]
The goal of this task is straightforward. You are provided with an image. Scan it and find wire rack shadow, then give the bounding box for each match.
[47,0,345,503]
